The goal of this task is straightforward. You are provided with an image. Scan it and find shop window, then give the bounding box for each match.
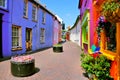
[104,23,116,52]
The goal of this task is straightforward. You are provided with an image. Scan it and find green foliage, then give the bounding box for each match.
[53,44,62,47]
[102,0,120,23]
[102,0,120,13]
[80,53,112,80]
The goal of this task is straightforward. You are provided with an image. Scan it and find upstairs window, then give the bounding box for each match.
[23,0,28,17]
[84,0,87,7]
[42,10,46,24]
[0,0,7,9]
[40,28,45,43]
[32,5,37,21]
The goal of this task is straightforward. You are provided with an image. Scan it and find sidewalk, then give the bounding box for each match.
[0,41,88,80]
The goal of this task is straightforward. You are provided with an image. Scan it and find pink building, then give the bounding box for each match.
[53,15,62,44]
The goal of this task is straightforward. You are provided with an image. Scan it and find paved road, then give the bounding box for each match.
[0,42,88,80]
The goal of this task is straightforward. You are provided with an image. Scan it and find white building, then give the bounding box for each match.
[69,15,81,46]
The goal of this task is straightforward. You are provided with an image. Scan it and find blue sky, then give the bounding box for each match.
[40,0,79,29]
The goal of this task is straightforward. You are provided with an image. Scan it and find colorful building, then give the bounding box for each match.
[79,0,91,53]
[53,15,62,45]
[0,0,62,57]
[69,15,81,46]
[0,0,10,58]
[93,0,120,79]
[79,0,120,79]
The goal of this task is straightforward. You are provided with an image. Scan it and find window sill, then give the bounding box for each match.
[83,41,88,44]
[12,47,22,51]
[40,42,45,44]
[100,50,116,61]
[42,22,45,25]
[0,7,9,12]
[32,19,37,22]
[23,16,28,19]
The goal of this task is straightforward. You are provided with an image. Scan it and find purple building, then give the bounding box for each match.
[0,0,58,57]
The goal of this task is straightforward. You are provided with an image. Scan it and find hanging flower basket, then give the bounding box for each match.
[102,0,120,23]
[11,55,35,77]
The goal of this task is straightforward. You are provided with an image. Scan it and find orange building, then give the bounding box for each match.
[93,0,120,80]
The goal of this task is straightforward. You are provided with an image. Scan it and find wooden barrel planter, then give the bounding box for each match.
[11,55,35,77]
[53,44,63,52]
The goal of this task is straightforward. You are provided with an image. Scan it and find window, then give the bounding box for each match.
[84,0,87,7]
[42,10,46,24]
[12,25,22,49]
[23,0,28,17]
[40,28,45,43]
[82,25,88,43]
[105,24,116,52]
[0,0,7,9]
[32,5,37,21]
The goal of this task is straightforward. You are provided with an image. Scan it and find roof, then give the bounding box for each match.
[69,15,80,31]
[78,0,83,9]
[29,0,55,17]
[55,15,63,24]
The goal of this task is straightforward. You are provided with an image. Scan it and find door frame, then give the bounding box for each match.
[0,13,3,58]
[26,28,32,51]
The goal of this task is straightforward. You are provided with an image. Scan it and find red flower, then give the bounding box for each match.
[90,53,99,58]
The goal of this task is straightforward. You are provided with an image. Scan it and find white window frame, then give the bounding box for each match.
[32,4,37,21]
[40,28,45,43]
[42,10,46,24]
[23,0,28,17]
[0,0,7,9]
[12,25,22,49]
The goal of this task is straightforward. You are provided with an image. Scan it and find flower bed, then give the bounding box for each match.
[11,55,35,77]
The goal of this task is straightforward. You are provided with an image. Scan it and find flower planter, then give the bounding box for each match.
[11,55,35,77]
[102,0,120,23]
[53,44,63,52]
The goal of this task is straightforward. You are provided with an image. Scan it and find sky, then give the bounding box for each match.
[40,0,80,29]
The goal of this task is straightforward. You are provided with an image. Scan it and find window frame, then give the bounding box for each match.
[23,0,28,18]
[0,0,7,9]
[42,10,46,24]
[12,25,22,50]
[32,4,37,21]
[40,28,45,43]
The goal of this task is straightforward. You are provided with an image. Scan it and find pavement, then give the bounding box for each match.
[0,41,89,80]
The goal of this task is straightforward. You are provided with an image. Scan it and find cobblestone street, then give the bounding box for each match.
[0,42,88,80]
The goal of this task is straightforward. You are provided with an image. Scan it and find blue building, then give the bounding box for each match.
[0,0,56,57]
[0,0,11,57]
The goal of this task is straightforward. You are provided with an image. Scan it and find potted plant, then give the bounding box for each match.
[11,55,35,77]
[80,53,113,80]
[53,44,63,52]
[102,0,120,23]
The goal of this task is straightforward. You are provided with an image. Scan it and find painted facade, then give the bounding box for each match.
[0,0,11,57]
[69,15,81,46]
[0,0,62,57]
[53,15,62,45]
[79,0,120,79]
[79,0,90,53]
